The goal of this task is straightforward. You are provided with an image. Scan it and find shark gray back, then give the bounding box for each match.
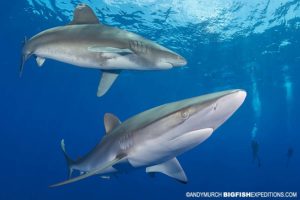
[21,4,187,97]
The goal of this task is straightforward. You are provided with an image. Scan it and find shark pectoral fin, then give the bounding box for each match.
[167,128,214,152]
[146,157,188,184]
[104,113,121,134]
[88,46,133,54]
[36,56,46,67]
[97,70,120,97]
[70,4,99,25]
[49,154,126,188]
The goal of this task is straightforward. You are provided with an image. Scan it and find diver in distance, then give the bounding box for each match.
[286,147,294,167]
[251,139,261,167]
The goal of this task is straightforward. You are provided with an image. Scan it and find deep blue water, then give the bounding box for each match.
[1,1,299,199]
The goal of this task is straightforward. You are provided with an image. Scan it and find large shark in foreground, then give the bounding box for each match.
[50,89,246,187]
[21,4,186,97]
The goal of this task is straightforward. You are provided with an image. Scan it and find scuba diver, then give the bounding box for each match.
[251,139,261,167]
[286,147,294,167]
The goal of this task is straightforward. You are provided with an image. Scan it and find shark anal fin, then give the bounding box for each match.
[70,4,99,25]
[104,113,121,134]
[97,70,120,97]
[50,154,126,187]
[36,56,46,67]
[146,157,188,183]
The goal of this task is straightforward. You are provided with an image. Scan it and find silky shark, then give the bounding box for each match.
[50,89,246,187]
[21,4,187,97]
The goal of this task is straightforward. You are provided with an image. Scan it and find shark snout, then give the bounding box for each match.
[209,89,247,130]
[214,89,247,115]
[169,54,187,67]
[173,55,187,67]
[158,50,187,68]
[182,89,247,132]
[225,89,247,107]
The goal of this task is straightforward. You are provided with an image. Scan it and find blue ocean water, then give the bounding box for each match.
[1,0,299,199]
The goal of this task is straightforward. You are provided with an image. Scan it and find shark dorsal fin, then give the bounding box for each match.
[70,4,99,25]
[104,113,121,134]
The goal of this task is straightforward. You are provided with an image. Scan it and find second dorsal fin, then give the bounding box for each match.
[104,113,121,134]
[70,4,99,25]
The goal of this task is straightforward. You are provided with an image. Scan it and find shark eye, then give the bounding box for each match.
[181,110,190,120]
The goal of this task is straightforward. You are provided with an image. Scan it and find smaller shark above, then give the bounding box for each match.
[50,89,246,187]
[21,4,187,97]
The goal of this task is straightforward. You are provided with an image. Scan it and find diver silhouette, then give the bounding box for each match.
[286,147,294,167]
[251,140,261,167]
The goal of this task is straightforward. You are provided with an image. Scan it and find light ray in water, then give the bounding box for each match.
[251,123,258,139]
[283,65,293,104]
[250,64,261,139]
[283,65,293,134]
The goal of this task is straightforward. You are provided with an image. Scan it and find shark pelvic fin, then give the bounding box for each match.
[60,139,75,178]
[146,157,188,184]
[49,153,126,187]
[70,4,99,25]
[97,70,120,97]
[104,113,121,134]
[36,56,46,67]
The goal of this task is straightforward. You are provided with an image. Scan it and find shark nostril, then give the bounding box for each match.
[213,103,217,111]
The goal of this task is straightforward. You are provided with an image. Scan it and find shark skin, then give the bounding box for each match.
[20,4,187,97]
[50,89,247,187]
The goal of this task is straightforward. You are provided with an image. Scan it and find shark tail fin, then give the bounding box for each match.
[60,139,75,178]
[20,36,31,77]
[50,153,127,187]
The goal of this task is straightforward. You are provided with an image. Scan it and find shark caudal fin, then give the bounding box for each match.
[19,37,27,77]
[60,139,75,178]
[19,56,25,77]
[19,37,32,77]
[50,153,127,187]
